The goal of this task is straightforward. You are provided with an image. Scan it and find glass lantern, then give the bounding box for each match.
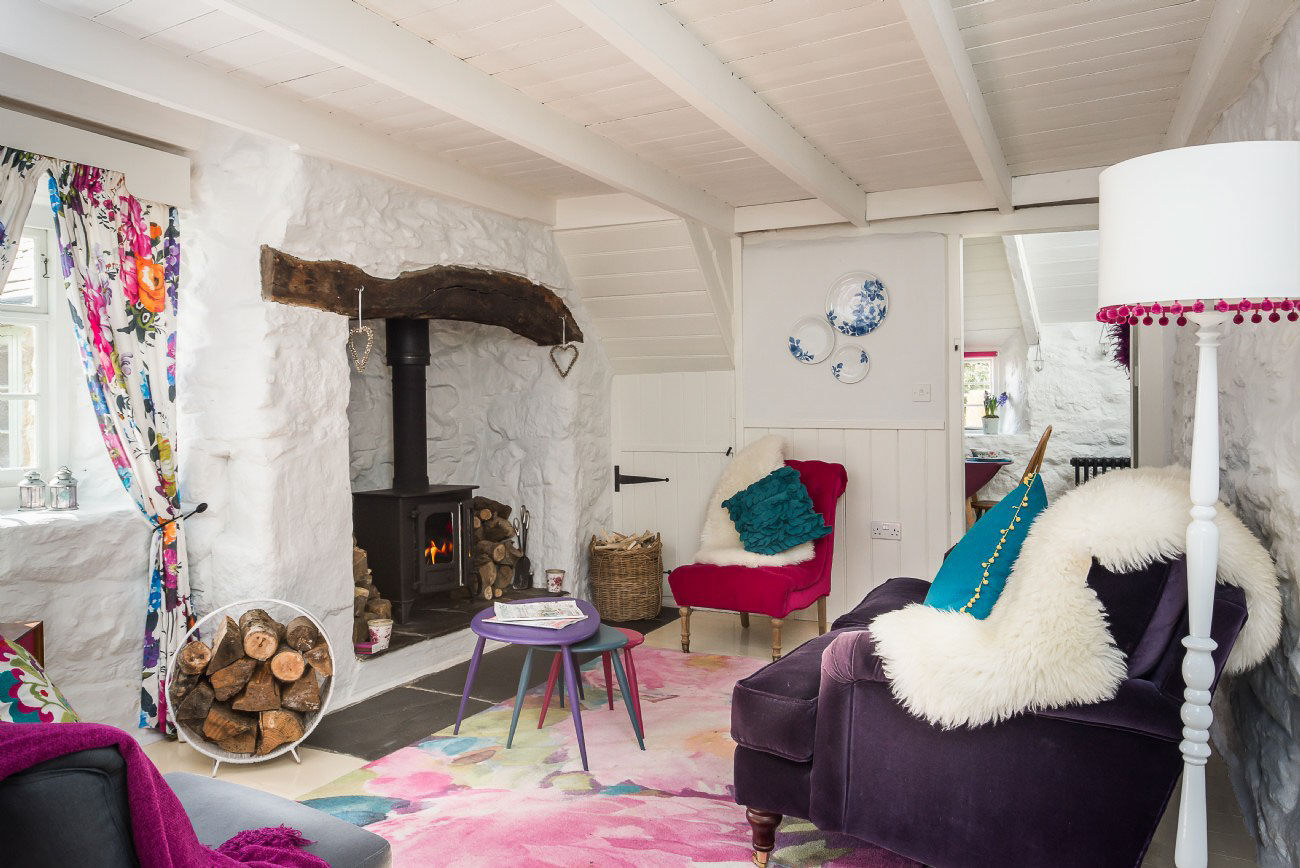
[47,467,78,511]
[18,470,46,511]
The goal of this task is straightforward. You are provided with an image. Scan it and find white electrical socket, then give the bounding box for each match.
[871,521,902,540]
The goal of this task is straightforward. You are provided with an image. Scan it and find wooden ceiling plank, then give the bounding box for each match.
[898,0,1014,212]
[206,0,735,231]
[1,0,556,222]
[553,0,869,225]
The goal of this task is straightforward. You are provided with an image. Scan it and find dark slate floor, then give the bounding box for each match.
[385,586,555,653]
[306,606,679,761]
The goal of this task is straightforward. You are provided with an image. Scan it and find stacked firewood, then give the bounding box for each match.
[169,608,331,756]
[471,496,522,600]
[594,529,657,551]
[353,541,392,643]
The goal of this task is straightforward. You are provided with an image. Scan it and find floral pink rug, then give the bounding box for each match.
[301,647,919,867]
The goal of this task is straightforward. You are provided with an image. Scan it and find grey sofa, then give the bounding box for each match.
[0,746,390,868]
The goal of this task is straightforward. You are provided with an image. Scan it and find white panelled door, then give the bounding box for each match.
[610,371,735,599]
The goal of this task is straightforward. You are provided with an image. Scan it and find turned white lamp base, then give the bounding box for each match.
[1173,311,1227,868]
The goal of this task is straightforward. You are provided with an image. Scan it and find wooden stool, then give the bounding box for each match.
[531,625,644,752]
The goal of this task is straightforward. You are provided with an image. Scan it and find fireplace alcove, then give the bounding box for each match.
[261,246,585,643]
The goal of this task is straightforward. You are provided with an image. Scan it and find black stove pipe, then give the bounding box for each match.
[386,318,430,492]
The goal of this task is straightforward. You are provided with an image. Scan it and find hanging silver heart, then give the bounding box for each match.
[348,325,375,372]
[550,343,579,378]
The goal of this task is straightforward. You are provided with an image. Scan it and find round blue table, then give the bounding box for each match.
[454,598,600,769]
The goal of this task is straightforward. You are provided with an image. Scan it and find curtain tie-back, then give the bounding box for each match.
[152,502,207,533]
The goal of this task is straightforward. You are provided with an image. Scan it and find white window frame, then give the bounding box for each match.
[962,354,998,432]
[0,191,73,497]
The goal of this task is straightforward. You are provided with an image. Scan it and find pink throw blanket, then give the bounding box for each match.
[0,722,328,868]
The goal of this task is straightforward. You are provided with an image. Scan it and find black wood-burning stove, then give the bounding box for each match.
[353,319,475,623]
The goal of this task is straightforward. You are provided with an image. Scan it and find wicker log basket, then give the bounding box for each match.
[589,531,663,622]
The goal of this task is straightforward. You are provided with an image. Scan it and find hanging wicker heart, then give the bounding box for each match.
[550,343,579,378]
[348,325,375,372]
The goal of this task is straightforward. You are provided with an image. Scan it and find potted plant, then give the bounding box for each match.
[982,391,1007,434]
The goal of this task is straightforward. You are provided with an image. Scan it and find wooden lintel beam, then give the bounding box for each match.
[260,247,583,346]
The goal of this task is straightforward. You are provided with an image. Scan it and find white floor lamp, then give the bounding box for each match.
[1097,141,1300,868]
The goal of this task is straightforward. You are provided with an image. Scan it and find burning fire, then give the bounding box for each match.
[426,538,454,563]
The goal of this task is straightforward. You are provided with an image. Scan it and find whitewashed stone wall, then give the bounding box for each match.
[1173,11,1300,866]
[965,321,1130,500]
[176,131,609,711]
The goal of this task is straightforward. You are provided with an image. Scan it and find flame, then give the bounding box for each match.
[426,539,454,563]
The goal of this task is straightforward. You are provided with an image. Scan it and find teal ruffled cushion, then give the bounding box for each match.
[923,471,1048,618]
[721,465,832,555]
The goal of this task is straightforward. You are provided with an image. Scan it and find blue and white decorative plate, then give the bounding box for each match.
[829,344,870,384]
[826,271,889,337]
[787,315,835,365]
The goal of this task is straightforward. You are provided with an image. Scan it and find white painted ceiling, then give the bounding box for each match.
[24,0,1293,211]
[1018,230,1100,324]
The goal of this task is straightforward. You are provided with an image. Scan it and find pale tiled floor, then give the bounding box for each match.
[146,608,1260,867]
[144,739,368,800]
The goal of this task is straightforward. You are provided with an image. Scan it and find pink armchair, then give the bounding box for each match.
[668,460,848,660]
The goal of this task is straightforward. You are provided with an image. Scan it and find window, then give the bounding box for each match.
[0,190,65,490]
[962,354,996,430]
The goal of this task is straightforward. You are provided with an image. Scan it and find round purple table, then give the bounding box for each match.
[964,458,1012,498]
[454,598,600,769]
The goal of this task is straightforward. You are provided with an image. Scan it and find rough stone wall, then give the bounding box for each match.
[1173,11,1300,866]
[178,131,609,710]
[966,322,1130,500]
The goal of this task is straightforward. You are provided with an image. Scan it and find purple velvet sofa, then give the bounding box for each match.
[731,557,1248,868]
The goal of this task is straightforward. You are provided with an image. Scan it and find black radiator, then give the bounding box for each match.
[1070,456,1132,486]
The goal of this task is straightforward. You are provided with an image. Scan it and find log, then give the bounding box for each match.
[175,680,214,722]
[257,709,305,755]
[238,609,281,661]
[176,640,211,675]
[503,543,523,560]
[205,616,243,675]
[353,586,370,617]
[260,246,583,346]
[281,671,321,714]
[352,546,368,582]
[474,540,506,562]
[209,657,259,701]
[215,730,256,755]
[498,550,519,567]
[202,701,255,742]
[472,496,512,519]
[365,598,392,620]
[480,518,515,542]
[353,615,371,644]
[472,516,482,530]
[270,645,306,683]
[304,642,333,677]
[477,561,497,590]
[477,508,494,521]
[494,564,514,589]
[483,582,494,601]
[232,662,280,712]
[284,616,320,654]
[168,669,200,707]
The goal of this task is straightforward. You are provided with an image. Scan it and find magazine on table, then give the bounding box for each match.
[483,599,586,629]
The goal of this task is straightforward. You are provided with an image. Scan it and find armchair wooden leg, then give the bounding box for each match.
[746,807,782,866]
[739,611,750,629]
[770,618,783,661]
[817,597,827,635]
[679,606,692,653]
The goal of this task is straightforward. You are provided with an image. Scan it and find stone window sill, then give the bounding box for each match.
[0,503,141,530]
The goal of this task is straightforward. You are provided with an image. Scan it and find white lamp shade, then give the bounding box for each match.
[1098,141,1300,308]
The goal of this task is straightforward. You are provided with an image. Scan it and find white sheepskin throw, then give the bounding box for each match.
[693,435,815,567]
[869,467,1281,729]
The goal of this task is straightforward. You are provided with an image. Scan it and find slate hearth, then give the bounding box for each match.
[383,586,548,653]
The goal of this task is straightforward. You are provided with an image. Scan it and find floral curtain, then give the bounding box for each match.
[0,148,55,286]
[46,161,191,733]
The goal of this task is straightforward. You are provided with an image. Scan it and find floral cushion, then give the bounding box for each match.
[0,636,79,723]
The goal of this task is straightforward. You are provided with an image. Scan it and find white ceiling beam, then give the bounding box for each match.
[0,0,552,224]
[897,0,1014,214]
[731,169,1101,233]
[1164,0,1298,147]
[207,0,734,233]
[1003,236,1042,348]
[684,219,736,364]
[552,0,868,227]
